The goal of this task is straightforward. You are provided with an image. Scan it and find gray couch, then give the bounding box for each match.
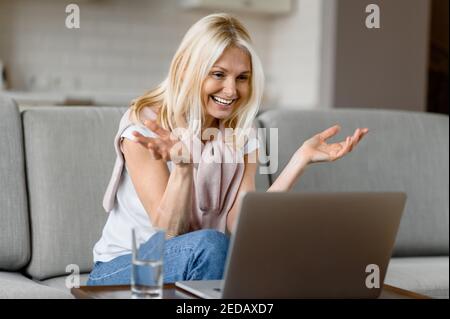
[0,95,448,299]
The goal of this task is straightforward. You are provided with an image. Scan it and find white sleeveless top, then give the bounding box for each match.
[93,124,258,263]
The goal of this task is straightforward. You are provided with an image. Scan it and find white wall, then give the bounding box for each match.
[0,0,271,95]
[1,0,430,111]
[318,0,338,110]
[0,0,323,110]
[265,0,324,110]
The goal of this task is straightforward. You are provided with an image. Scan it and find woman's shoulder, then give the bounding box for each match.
[121,124,158,141]
[127,104,160,125]
[139,105,160,121]
[120,105,161,140]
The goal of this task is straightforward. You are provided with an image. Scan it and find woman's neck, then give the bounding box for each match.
[202,115,220,142]
[203,115,219,130]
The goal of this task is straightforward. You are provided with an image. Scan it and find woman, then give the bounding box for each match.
[87,13,368,286]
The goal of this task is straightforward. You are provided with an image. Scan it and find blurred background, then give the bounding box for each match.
[0,0,447,114]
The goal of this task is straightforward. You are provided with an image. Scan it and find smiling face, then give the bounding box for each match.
[202,46,251,128]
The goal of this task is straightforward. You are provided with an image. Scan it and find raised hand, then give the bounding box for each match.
[131,120,191,165]
[298,125,369,164]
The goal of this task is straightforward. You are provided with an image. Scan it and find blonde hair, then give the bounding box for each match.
[130,13,264,143]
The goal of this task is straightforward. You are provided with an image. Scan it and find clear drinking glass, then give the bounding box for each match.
[131,228,165,299]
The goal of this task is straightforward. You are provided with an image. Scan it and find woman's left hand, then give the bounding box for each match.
[297,125,369,164]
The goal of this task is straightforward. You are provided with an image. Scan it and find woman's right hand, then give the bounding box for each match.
[131,120,192,165]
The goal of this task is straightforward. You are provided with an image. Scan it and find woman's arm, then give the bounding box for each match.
[226,152,257,234]
[269,125,368,192]
[226,150,308,233]
[122,140,192,237]
[227,125,369,233]
[122,120,194,237]
[267,152,309,192]
[153,164,193,237]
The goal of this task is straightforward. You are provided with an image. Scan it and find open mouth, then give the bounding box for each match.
[211,95,236,107]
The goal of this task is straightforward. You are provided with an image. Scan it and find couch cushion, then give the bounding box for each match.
[23,107,127,280]
[258,109,449,256]
[385,256,449,299]
[0,271,72,298]
[40,273,89,293]
[0,96,30,270]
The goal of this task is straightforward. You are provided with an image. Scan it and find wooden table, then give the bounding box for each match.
[71,284,430,299]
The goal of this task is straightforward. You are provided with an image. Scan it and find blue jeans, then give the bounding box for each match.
[87,229,229,286]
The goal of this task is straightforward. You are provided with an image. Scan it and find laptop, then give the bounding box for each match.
[176,192,406,299]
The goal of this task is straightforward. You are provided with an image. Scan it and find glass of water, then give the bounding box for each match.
[131,227,165,299]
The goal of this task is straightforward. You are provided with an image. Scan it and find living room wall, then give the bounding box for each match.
[0,0,434,112]
[0,0,323,110]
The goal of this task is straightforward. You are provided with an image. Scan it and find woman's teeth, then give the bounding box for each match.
[212,96,234,106]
